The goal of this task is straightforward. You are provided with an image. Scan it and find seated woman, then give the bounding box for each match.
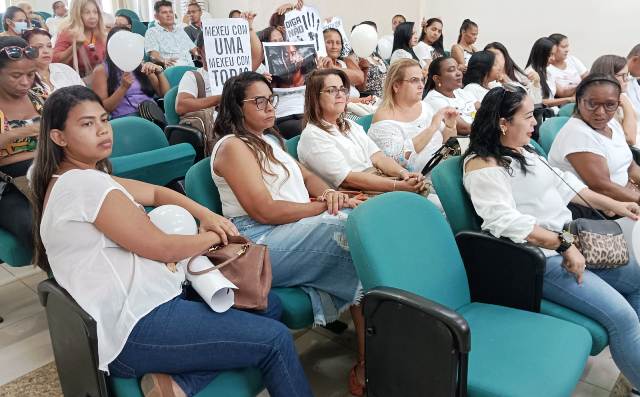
[0,36,43,255]
[369,59,457,173]
[210,71,367,396]
[423,56,479,134]
[463,84,640,392]
[389,22,426,71]
[450,19,477,73]
[548,74,640,218]
[320,28,366,101]
[548,33,588,99]
[298,68,428,196]
[0,6,30,38]
[414,17,444,68]
[352,21,387,99]
[32,85,313,397]
[92,27,169,119]
[526,37,574,109]
[462,50,503,102]
[590,54,638,145]
[23,28,84,97]
[485,42,542,104]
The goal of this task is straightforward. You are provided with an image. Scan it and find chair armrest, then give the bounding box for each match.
[164,124,205,162]
[456,231,546,312]
[111,143,196,186]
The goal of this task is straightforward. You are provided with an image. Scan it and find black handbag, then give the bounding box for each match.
[138,99,167,129]
[421,137,461,175]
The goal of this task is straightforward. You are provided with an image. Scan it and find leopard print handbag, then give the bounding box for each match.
[567,218,629,269]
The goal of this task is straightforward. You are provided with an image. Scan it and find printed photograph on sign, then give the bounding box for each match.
[263,42,317,89]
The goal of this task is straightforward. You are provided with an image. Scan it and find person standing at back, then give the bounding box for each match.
[184,2,202,44]
[377,14,405,61]
[144,0,197,68]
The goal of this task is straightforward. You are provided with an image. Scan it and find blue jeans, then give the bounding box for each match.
[108,289,313,397]
[543,255,640,387]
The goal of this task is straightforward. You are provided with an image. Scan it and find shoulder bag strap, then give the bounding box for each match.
[192,70,205,99]
[186,243,250,275]
[72,39,79,74]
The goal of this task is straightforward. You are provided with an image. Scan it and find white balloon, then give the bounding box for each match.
[350,24,378,58]
[148,205,198,236]
[377,37,392,60]
[107,30,145,72]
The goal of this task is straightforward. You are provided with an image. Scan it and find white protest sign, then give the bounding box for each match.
[321,17,351,57]
[202,18,252,96]
[284,6,326,56]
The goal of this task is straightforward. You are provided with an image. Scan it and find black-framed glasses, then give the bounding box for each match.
[242,94,279,110]
[0,46,39,60]
[615,72,631,82]
[320,86,349,97]
[581,98,620,113]
[401,77,426,86]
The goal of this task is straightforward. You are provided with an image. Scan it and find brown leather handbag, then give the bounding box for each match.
[187,236,272,310]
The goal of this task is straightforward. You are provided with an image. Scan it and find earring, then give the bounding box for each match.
[438,82,442,88]
[501,127,507,136]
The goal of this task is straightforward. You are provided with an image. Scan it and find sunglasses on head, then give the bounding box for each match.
[0,46,39,60]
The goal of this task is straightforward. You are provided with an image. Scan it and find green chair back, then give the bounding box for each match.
[0,14,4,32]
[558,103,576,117]
[115,8,140,22]
[185,157,221,213]
[110,116,168,157]
[286,135,300,160]
[355,114,373,133]
[539,116,570,154]
[164,86,180,125]
[35,11,51,20]
[346,192,471,310]
[529,139,547,158]
[131,20,147,36]
[0,228,32,266]
[164,65,197,88]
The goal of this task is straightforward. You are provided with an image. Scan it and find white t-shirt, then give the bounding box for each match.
[298,119,381,188]
[548,117,632,187]
[390,49,426,69]
[48,63,85,91]
[628,78,640,121]
[413,42,435,64]
[211,134,310,218]
[424,88,477,125]
[177,68,212,98]
[40,169,185,372]
[547,55,587,91]
[463,83,489,103]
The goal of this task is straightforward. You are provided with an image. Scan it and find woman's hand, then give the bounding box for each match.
[457,63,467,73]
[396,172,428,193]
[120,72,135,89]
[140,62,162,75]
[198,212,240,245]
[527,69,540,84]
[608,201,640,220]
[276,2,295,14]
[317,56,334,69]
[324,190,350,215]
[561,245,586,284]
[241,11,257,28]
[262,72,273,83]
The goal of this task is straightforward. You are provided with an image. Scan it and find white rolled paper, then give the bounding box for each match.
[185,256,238,313]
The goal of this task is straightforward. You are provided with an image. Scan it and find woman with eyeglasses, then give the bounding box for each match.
[92,27,169,119]
[590,55,638,146]
[22,28,84,97]
[0,6,31,38]
[548,74,640,218]
[320,28,366,101]
[0,36,43,256]
[298,68,428,196]
[53,0,106,78]
[463,84,640,391]
[369,59,457,173]
[211,71,365,396]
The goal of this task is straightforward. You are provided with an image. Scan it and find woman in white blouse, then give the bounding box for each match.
[549,74,640,218]
[548,33,588,99]
[23,28,84,96]
[389,21,427,74]
[298,68,428,194]
[462,50,503,103]
[369,59,457,173]
[463,84,640,390]
[31,86,313,397]
[485,42,542,104]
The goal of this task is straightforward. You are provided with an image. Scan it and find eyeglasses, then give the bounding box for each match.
[615,72,632,82]
[242,95,279,110]
[320,86,349,97]
[0,46,39,60]
[401,77,426,86]
[581,99,620,113]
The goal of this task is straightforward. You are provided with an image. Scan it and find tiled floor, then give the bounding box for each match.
[0,262,624,396]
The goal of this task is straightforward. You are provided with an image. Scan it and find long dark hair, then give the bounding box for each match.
[464,85,530,175]
[31,86,112,273]
[590,55,627,77]
[573,73,621,118]
[419,18,444,57]
[548,33,567,46]
[105,27,154,97]
[457,19,477,44]
[425,55,453,93]
[463,50,495,87]
[484,42,526,83]
[212,72,289,180]
[526,37,555,99]
[392,22,418,61]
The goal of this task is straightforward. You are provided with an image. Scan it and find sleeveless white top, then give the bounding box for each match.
[211,134,310,218]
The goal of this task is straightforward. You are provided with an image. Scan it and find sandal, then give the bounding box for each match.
[348,361,366,397]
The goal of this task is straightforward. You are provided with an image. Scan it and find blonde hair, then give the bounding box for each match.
[379,58,422,112]
[58,0,105,42]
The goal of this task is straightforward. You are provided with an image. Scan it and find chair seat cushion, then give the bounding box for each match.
[458,302,591,397]
[0,227,32,266]
[541,299,608,356]
[110,368,263,397]
[272,287,314,329]
[111,143,195,186]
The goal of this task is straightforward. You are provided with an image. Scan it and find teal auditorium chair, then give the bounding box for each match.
[355,113,373,133]
[164,65,197,88]
[558,103,576,117]
[184,158,314,329]
[163,86,180,125]
[115,9,140,22]
[0,229,31,267]
[431,156,609,355]
[538,116,570,154]
[109,117,195,186]
[38,279,264,397]
[346,192,591,397]
[286,135,301,160]
[35,11,51,20]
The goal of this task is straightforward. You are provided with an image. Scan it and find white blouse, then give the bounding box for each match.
[298,120,381,188]
[368,102,443,172]
[38,63,85,94]
[463,83,490,103]
[548,117,632,187]
[211,134,310,218]
[463,149,586,256]
[41,169,185,372]
[423,88,477,125]
[390,49,426,69]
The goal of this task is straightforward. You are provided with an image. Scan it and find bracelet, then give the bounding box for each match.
[318,188,335,202]
[445,123,456,129]
[392,180,397,191]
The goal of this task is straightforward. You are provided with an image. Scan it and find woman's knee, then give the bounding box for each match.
[258,291,283,321]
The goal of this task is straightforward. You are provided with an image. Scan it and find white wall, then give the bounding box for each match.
[205,0,640,68]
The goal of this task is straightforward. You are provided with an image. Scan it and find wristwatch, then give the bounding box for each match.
[555,230,575,254]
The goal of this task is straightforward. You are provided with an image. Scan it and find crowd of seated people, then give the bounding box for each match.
[4,1,640,395]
